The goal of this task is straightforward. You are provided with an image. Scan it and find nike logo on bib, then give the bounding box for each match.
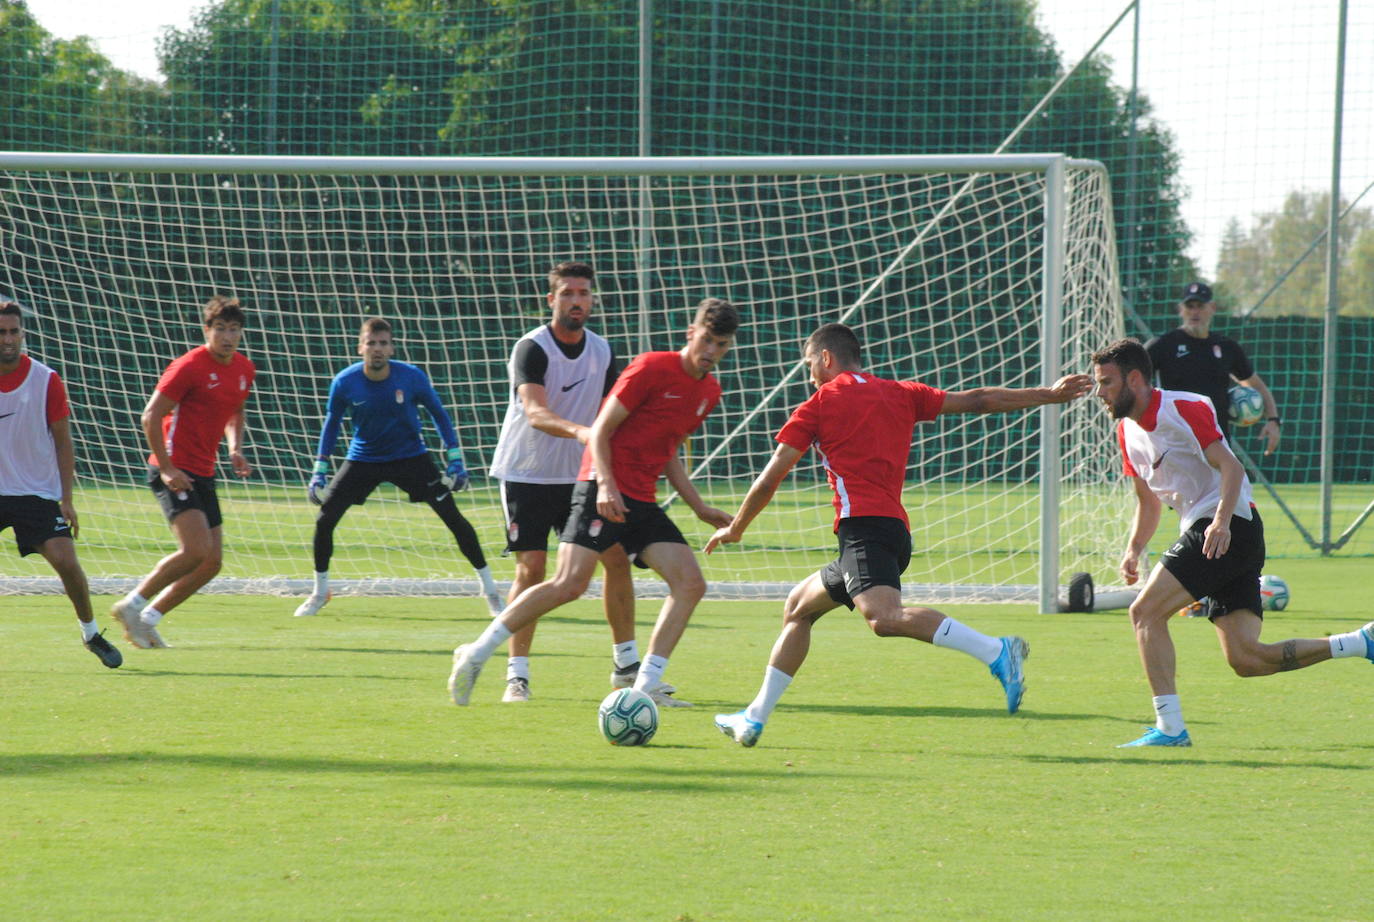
[561,378,586,393]
[0,412,13,420]
[1151,450,1170,470]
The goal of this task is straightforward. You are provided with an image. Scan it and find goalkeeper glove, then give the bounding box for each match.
[308,459,329,505]
[444,447,469,492]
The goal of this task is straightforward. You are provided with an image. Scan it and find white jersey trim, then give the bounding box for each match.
[0,358,62,499]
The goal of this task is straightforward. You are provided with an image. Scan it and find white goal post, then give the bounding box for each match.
[0,152,1128,611]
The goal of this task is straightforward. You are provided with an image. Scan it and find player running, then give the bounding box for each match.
[0,301,121,668]
[111,295,255,649]
[1092,338,1373,748]
[488,262,639,703]
[294,316,499,617]
[447,298,739,708]
[705,322,1092,747]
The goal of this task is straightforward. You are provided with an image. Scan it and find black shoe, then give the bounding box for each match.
[84,630,123,669]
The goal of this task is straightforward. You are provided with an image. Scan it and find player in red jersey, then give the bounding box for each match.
[447,299,739,708]
[704,323,1092,747]
[111,296,255,649]
[1092,338,1374,748]
[0,301,121,668]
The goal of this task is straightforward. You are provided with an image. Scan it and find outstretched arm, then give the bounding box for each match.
[939,373,1093,415]
[665,452,732,528]
[704,443,806,554]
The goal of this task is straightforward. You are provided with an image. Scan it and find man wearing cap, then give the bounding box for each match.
[1145,281,1281,456]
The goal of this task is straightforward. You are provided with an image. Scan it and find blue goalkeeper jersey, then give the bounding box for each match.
[315,361,460,463]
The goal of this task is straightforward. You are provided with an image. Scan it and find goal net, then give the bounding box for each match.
[0,153,1127,608]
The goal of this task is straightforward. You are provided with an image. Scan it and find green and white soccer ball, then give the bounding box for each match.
[597,688,659,746]
[1228,384,1265,428]
[1259,574,1290,611]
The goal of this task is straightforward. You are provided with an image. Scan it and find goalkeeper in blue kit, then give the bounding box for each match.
[294,317,501,617]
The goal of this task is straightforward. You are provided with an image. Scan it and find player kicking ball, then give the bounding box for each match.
[295,317,501,617]
[0,301,121,668]
[1092,338,1373,748]
[447,299,739,708]
[705,323,1092,747]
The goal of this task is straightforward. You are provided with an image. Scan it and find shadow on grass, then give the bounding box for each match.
[775,701,1132,722]
[0,751,865,791]
[1013,752,1372,771]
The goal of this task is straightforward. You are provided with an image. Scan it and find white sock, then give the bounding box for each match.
[468,619,512,664]
[80,619,99,641]
[930,617,1003,665]
[1153,694,1186,736]
[140,607,163,626]
[123,591,147,611]
[506,655,530,681]
[744,665,793,725]
[314,571,329,596]
[613,640,640,669]
[477,565,499,595]
[633,654,669,691]
[1328,629,1370,659]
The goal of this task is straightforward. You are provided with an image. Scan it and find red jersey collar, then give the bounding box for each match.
[0,354,32,392]
[1138,388,1163,431]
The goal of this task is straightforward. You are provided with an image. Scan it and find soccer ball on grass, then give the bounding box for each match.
[597,688,658,746]
[1259,574,1290,611]
[1228,384,1265,428]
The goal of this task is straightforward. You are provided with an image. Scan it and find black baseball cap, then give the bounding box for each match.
[1180,281,1212,303]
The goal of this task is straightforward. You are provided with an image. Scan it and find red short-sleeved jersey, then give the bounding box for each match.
[149,346,255,478]
[776,371,946,530]
[576,351,721,502]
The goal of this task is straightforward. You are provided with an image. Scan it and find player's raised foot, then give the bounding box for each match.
[1117,726,1192,748]
[501,677,531,703]
[1176,600,1207,618]
[110,600,155,649]
[485,591,505,617]
[1357,621,1374,663]
[293,592,331,618]
[640,680,691,708]
[83,630,123,669]
[447,644,483,706]
[714,710,763,747]
[989,635,1029,714]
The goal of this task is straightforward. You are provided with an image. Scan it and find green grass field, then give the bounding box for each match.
[3,556,1371,921]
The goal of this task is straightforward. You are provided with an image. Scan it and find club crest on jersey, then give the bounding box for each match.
[1212,345,1222,359]
[207,372,221,389]
[239,375,248,390]
[1175,344,1188,357]
[589,518,603,538]
[395,389,404,404]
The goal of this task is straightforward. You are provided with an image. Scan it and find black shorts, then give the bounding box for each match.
[559,480,687,566]
[820,516,912,610]
[1160,509,1266,619]
[500,480,576,553]
[0,494,74,556]
[321,454,449,509]
[149,469,223,529]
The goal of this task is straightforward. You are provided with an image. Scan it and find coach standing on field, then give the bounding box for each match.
[1144,281,1281,455]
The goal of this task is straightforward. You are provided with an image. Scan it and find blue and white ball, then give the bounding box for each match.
[1259,574,1290,611]
[1228,384,1265,428]
[597,688,659,746]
